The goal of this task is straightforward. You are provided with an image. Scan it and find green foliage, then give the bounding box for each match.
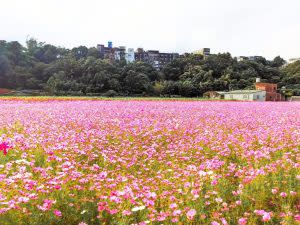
[0,38,299,96]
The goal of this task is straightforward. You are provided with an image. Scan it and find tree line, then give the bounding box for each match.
[0,38,299,97]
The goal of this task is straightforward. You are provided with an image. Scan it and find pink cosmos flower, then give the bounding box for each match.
[78,223,88,225]
[279,212,286,217]
[280,192,287,198]
[97,202,107,211]
[200,214,206,219]
[215,197,223,203]
[122,210,132,216]
[211,179,218,186]
[238,217,247,225]
[37,199,55,211]
[211,222,220,225]
[108,209,118,215]
[220,218,228,225]
[262,212,271,222]
[171,218,179,222]
[157,214,166,221]
[139,222,148,225]
[173,209,182,216]
[54,210,62,217]
[0,142,9,155]
[18,197,29,203]
[254,210,265,216]
[186,209,196,220]
[170,203,177,209]
[271,188,278,194]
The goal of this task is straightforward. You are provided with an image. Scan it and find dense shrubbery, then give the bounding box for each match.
[0,38,299,96]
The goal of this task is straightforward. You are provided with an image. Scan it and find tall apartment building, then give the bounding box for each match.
[193,48,210,58]
[114,46,126,61]
[135,48,179,69]
[147,50,160,69]
[159,53,179,67]
[126,48,135,63]
[97,42,134,63]
[97,42,115,61]
[135,48,149,62]
[97,41,186,68]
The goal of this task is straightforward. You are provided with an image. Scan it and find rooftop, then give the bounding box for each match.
[225,90,266,94]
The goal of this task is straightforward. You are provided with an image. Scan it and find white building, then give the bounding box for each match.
[193,48,210,58]
[224,90,266,101]
[288,58,300,64]
[126,48,135,63]
[237,56,249,62]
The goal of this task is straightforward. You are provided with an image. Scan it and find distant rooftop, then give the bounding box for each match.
[226,90,266,94]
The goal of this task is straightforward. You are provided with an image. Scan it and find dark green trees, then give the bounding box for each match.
[0,38,299,96]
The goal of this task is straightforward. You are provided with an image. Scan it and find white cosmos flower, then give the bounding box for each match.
[207,171,214,175]
[81,210,87,214]
[131,205,145,212]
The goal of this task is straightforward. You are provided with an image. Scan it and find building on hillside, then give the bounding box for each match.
[97,42,134,62]
[135,48,149,62]
[147,50,160,69]
[236,56,262,62]
[237,56,249,62]
[224,90,266,101]
[114,46,126,61]
[135,48,179,69]
[288,58,300,64]
[97,42,115,62]
[203,91,225,99]
[193,48,210,58]
[179,53,190,58]
[159,53,179,67]
[126,48,135,63]
[248,56,261,61]
[254,78,283,101]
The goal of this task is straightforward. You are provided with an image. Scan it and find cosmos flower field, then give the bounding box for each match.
[0,98,299,225]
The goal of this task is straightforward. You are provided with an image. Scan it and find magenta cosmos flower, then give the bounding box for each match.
[0,142,9,155]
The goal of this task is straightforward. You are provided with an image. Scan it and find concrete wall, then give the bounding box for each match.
[224,91,266,101]
[252,91,266,101]
[224,93,252,101]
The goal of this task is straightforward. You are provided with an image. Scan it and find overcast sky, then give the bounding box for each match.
[1,0,300,59]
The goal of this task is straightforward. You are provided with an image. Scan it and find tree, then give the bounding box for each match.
[123,70,151,94]
[0,38,298,96]
[162,58,187,81]
[72,46,88,60]
[271,56,286,68]
[0,55,11,87]
[6,41,24,65]
[87,47,100,58]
